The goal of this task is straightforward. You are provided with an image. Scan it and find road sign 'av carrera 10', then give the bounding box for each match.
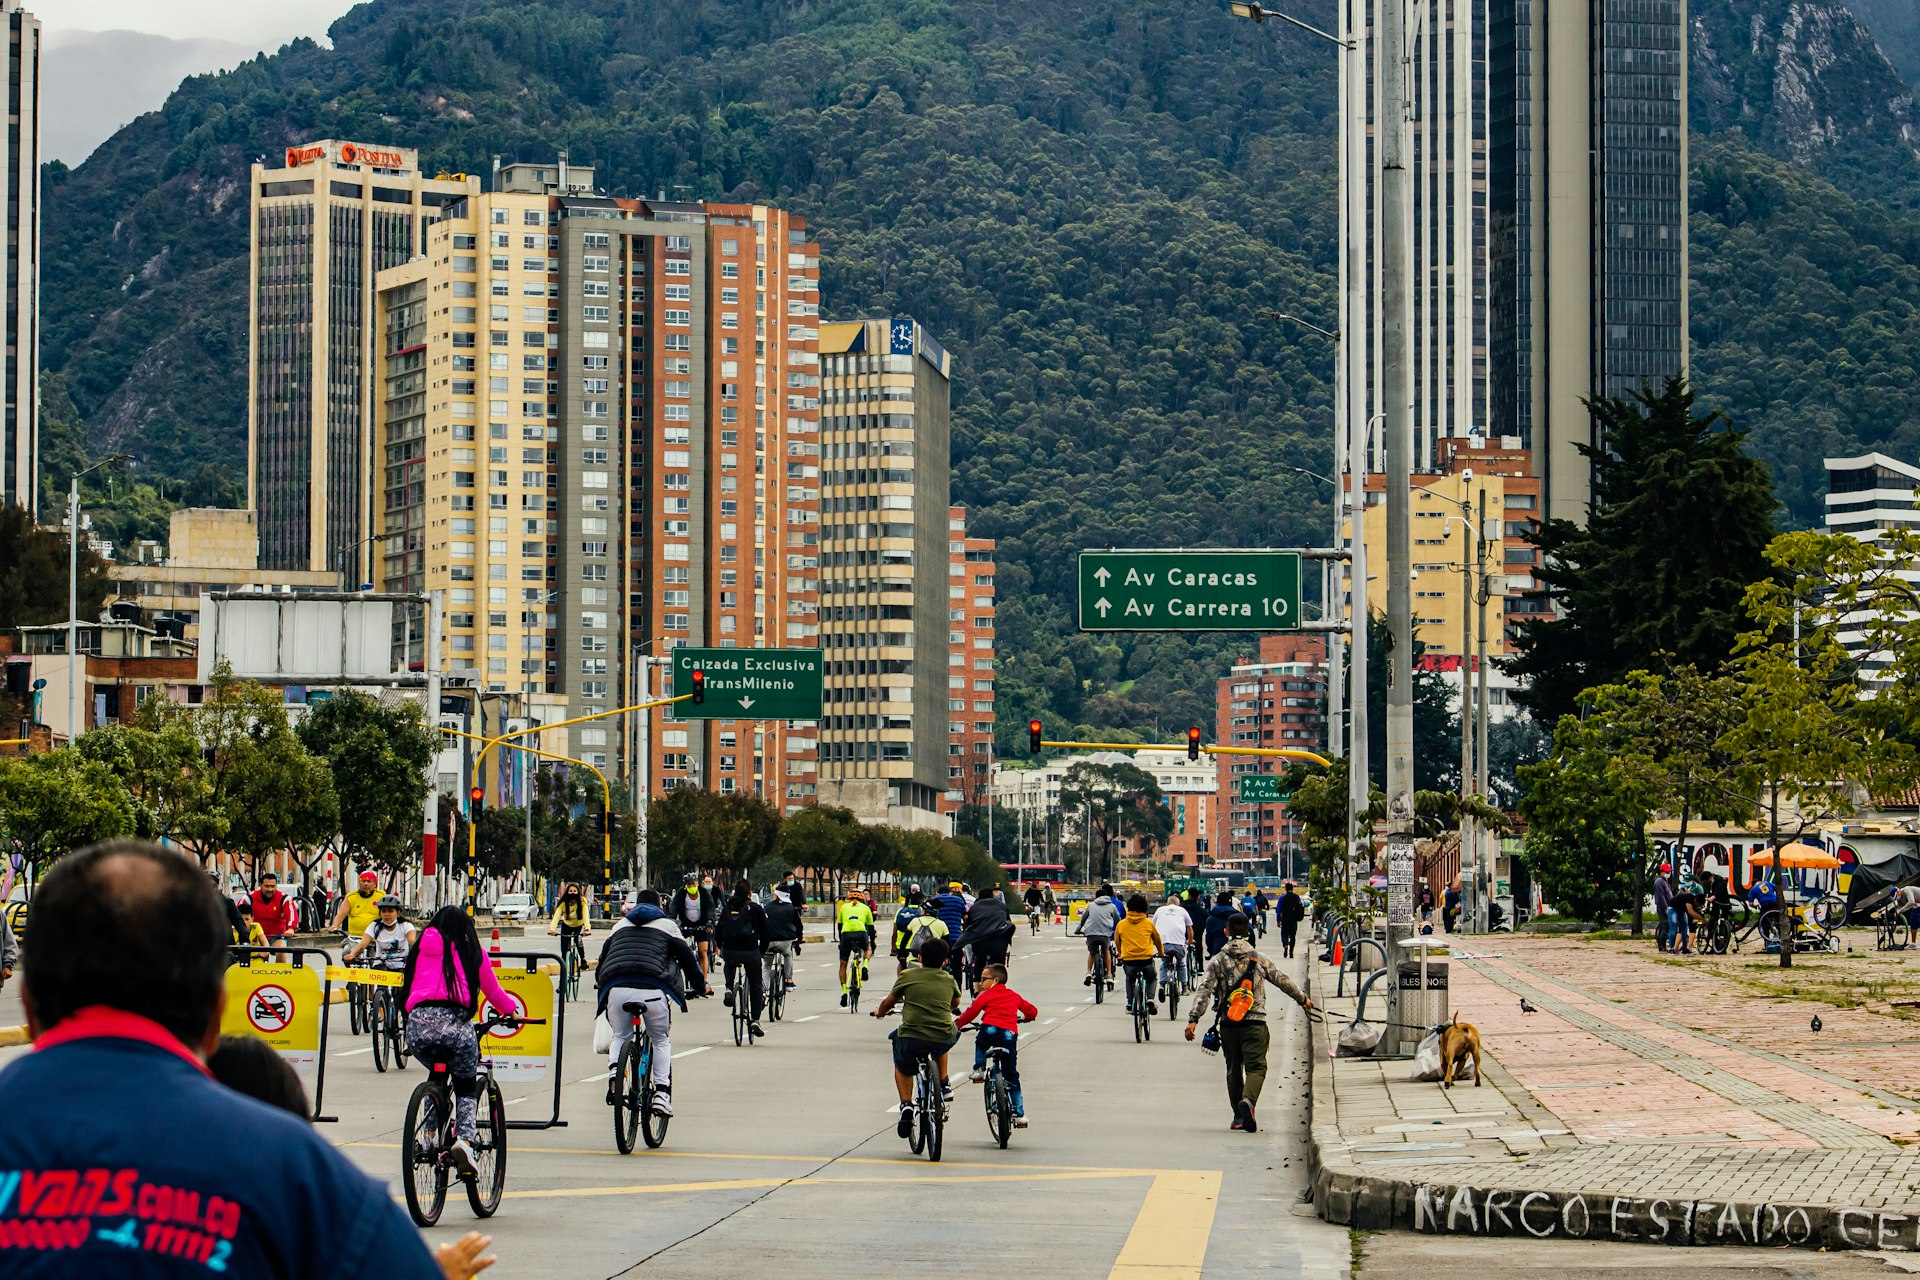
[670,648,824,721]
[1077,550,1303,632]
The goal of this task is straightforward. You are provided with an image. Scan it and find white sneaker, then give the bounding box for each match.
[650,1089,674,1118]
[968,1069,986,1084]
[1014,1115,1029,1129]
[448,1138,478,1179]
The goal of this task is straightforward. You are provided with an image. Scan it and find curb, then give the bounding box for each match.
[1302,964,1919,1251]
[0,1024,25,1048]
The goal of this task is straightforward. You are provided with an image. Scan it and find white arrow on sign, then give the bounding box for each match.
[1094,566,1111,586]
[1095,598,1112,617]
[738,697,756,709]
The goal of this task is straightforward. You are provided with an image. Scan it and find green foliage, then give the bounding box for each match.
[0,749,136,872]
[297,691,437,874]
[1362,611,1461,790]
[1057,759,1172,884]
[0,504,109,633]
[645,786,782,884]
[1507,377,1778,725]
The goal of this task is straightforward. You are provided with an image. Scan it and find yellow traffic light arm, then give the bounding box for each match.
[1038,740,1332,768]
[440,727,615,905]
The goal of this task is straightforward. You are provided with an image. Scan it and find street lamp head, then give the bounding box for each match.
[1229,1,1265,19]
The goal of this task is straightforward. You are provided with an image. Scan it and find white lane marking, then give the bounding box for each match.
[672,1046,710,1060]
[795,1015,820,1023]
[333,1047,375,1058]
[504,1096,528,1106]
[575,1074,608,1084]
[1044,1018,1058,1026]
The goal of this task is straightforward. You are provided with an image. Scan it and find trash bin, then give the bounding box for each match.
[1396,959,1449,1045]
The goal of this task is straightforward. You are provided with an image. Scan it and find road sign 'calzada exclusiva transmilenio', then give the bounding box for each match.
[670,647,824,721]
[1077,550,1303,632]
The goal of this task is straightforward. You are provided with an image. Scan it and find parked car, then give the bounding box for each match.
[490,892,538,923]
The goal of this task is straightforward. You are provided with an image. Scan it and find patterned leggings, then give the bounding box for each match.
[405,1004,481,1143]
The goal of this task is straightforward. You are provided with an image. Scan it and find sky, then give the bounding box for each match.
[49,0,353,44]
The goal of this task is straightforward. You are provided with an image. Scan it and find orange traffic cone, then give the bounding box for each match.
[1332,938,1344,967]
[490,926,502,968]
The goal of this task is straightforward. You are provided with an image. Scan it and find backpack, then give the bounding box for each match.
[716,899,755,947]
[1224,957,1262,1023]
[908,915,948,955]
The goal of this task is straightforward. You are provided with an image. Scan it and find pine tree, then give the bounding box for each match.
[1506,377,1778,724]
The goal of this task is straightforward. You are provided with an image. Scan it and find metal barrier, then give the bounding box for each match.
[228,946,339,1123]
[487,949,568,1132]
[1352,964,1392,1025]
[1344,936,1388,995]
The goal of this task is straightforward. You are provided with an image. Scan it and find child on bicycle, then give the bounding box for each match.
[343,895,415,973]
[1114,893,1164,1016]
[956,963,1037,1127]
[872,936,961,1138]
[401,906,518,1177]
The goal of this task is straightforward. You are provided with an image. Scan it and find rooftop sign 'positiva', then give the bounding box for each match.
[283,140,410,171]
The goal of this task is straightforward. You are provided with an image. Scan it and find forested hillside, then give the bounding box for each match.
[34,0,1920,746]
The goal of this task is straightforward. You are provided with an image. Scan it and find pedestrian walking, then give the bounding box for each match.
[0,908,15,992]
[1185,915,1312,1132]
[1652,864,1673,952]
[1277,882,1305,959]
[1417,883,1434,924]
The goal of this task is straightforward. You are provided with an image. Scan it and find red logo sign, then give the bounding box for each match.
[284,145,324,167]
[247,985,294,1034]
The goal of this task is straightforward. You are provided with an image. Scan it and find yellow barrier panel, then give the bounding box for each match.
[480,966,555,1083]
[324,965,404,988]
[221,963,323,1076]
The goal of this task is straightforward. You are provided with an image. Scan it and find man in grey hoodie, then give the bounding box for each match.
[1073,884,1123,989]
[1185,915,1313,1133]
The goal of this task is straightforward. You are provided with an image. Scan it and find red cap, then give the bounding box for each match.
[359,871,378,882]
[1658,864,1671,872]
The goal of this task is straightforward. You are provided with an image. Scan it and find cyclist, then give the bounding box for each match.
[343,895,415,972]
[927,881,969,942]
[872,936,962,1136]
[765,887,803,993]
[1074,883,1122,988]
[957,962,1037,1127]
[233,899,268,951]
[1023,881,1046,928]
[249,871,297,958]
[597,888,709,1116]
[715,879,770,1038]
[670,872,720,973]
[956,885,1014,986]
[1152,893,1195,999]
[836,886,878,1006]
[546,881,592,973]
[1042,882,1058,923]
[1203,890,1241,958]
[902,905,950,971]
[891,885,928,975]
[331,869,385,939]
[401,905,517,1178]
[1114,892,1163,1015]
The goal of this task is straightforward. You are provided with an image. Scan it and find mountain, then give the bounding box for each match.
[33,0,1920,742]
[40,30,257,165]
[1846,0,1920,87]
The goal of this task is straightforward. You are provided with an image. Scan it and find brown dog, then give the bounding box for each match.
[1438,1012,1482,1088]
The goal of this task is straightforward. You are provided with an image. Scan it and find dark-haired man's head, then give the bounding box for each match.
[1126,893,1149,914]
[637,888,661,907]
[1227,914,1252,939]
[22,840,229,1054]
[919,938,950,969]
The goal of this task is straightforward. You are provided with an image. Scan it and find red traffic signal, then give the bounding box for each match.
[1186,727,1203,761]
[690,668,706,705]
[468,785,485,816]
[1028,719,1043,756]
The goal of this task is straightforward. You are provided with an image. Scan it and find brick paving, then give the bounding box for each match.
[1309,932,1920,1228]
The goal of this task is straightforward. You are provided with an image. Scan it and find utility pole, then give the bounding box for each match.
[1474,488,1492,931]
[423,590,443,910]
[1458,485,1475,932]
[1380,0,1417,1042]
[1341,0,1370,890]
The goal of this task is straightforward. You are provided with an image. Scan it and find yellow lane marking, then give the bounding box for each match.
[1108,1170,1223,1280]
[341,1140,1162,1175]
[499,1169,1156,1201]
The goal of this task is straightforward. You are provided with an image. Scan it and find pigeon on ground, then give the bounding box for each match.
[1811,1015,1824,1032]
[1520,998,1538,1014]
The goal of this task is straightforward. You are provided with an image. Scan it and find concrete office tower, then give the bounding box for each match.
[249,140,479,577]
[814,317,953,831]
[1345,0,1487,476]
[944,504,996,817]
[1488,0,1689,523]
[376,168,821,806]
[1,2,36,512]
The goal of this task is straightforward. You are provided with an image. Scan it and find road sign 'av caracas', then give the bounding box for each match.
[1236,774,1290,804]
[1077,549,1303,632]
[670,647,823,721]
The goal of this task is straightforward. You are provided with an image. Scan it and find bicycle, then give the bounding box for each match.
[765,946,792,1022]
[846,948,866,1014]
[1878,910,1916,952]
[402,1012,539,1228]
[1087,939,1112,1005]
[1126,965,1152,1043]
[906,1043,947,1162]
[1696,904,1734,956]
[1028,910,1041,937]
[610,999,671,1153]
[345,949,371,1036]
[557,931,586,1003]
[729,962,753,1046]
[1159,950,1188,1022]
[369,981,410,1074]
[982,1042,1017,1149]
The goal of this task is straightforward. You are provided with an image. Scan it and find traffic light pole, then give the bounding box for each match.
[442,727,614,906]
[1036,739,1333,769]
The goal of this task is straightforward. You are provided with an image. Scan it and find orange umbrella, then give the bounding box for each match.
[1749,842,1842,869]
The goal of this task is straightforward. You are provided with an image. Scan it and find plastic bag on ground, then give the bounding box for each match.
[1336,1019,1383,1056]
[1410,1028,1444,1081]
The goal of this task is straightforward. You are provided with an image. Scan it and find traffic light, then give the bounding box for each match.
[690,668,706,705]
[468,785,485,818]
[1028,719,1043,756]
[1187,727,1203,762]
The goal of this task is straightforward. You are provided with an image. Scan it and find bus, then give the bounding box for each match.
[1001,863,1068,886]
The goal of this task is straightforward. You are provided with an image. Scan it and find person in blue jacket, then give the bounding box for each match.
[0,839,457,1278]
[1204,890,1243,958]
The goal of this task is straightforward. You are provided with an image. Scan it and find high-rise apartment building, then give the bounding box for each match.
[250,141,478,577]
[945,505,996,817]
[1488,0,1688,523]
[1824,452,1920,685]
[2,1,37,512]
[814,317,952,830]
[373,166,821,805]
[1215,637,1326,873]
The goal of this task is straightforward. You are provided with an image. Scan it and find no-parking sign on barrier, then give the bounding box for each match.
[223,948,338,1123]
[479,965,555,1082]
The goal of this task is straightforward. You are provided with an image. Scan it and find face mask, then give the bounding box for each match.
[702,881,714,891]
[565,891,579,899]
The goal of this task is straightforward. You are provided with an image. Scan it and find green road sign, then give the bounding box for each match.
[1077,549,1303,632]
[669,648,823,721]
[1236,774,1290,804]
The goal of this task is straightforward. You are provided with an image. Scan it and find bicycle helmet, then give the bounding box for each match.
[378,895,404,911]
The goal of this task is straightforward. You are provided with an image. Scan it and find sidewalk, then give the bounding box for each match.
[1306,932,1920,1250]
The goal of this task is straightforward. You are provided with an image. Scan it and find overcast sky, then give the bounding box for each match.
[51,0,353,45]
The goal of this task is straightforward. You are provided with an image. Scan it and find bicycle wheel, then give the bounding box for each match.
[907,1067,928,1156]
[1132,976,1147,1043]
[613,1038,641,1155]
[766,961,785,1022]
[393,1006,411,1069]
[371,990,390,1073]
[348,981,365,1037]
[1093,951,1105,1005]
[986,1071,1012,1148]
[732,974,748,1046]
[924,1073,944,1164]
[402,1081,450,1228]
[847,969,862,1014]
[465,1079,507,1218]
[640,1039,670,1149]
[1879,921,1894,952]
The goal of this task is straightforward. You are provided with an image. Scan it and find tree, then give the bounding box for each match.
[0,505,110,633]
[646,787,782,886]
[953,803,1018,859]
[0,749,135,877]
[298,691,437,881]
[1506,377,1778,725]
[1516,718,1647,925]
[1058,760,1172,884]
[1483,714,1549,808]
[75,717,221,849]
[191,666,336,880]
[1363,611,1462,791]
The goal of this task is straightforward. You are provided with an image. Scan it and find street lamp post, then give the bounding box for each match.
[67,455,130,742]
